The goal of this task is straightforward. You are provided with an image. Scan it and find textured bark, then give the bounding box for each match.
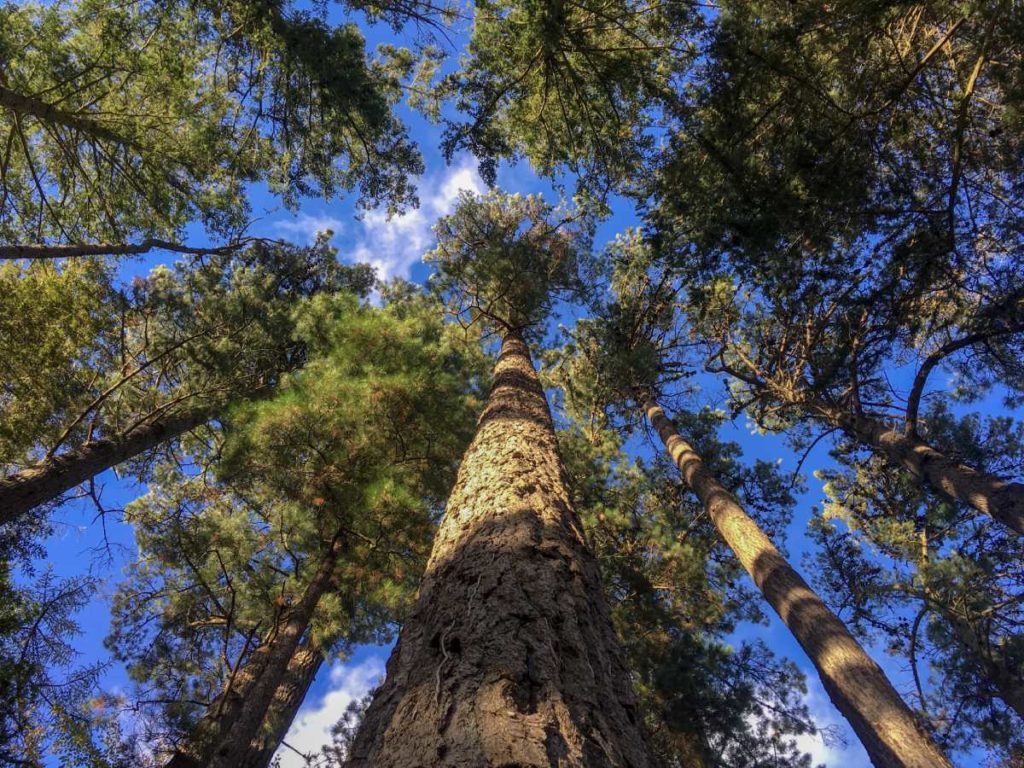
[643,399,952,768]
[347,333,657,767]
[246,642,325,768]
[825,405,1024,536]
[166,535,342,768]
[0,406,216,527]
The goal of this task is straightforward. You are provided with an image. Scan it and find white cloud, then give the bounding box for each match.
[275,656,385,767]
[275,212,344,244]
[793,673,871,768]
[348,158,485,281]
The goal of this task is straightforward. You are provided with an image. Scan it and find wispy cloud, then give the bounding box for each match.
[274,656,384,768]
[274,212,344,244]
[347,159,485,281]
[793,673,871,767]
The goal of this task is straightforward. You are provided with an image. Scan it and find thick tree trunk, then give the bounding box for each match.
[642,399,952,768]
[246,642,324,768]
[347,333,657,767]
[827,406,1024,536]
[166,535,342,768]
[0,406,215,527]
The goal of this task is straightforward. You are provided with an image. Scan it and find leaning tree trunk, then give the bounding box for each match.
[824,405,1024,536]
[207,534,344,768]
[0,404,216,526]
[347,332,657,767]
[246,641,325,768]
[642,398,952,768]
[166,534,343,768]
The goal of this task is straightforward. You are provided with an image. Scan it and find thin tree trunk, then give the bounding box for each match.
[825,405,1024,536]
[246,641,325,768]
[347,333,657,767]
[205,534,344,768]
[0,405,216,527]
[642,398,952,768]
[164,535,341,768]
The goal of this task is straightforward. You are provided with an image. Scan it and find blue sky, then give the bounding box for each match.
[30,5,1004,768]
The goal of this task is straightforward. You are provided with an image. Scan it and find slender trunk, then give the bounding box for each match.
[347,333,657,767]
[642,398,952,768]
[246,642,324,768]
[826,405,1024,536]
[166,535,342,768]
[943,611,1024,721]
[207,534,344,768]
[0,405,216,527]
[0,239,244,261]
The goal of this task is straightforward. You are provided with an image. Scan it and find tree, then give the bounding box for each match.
[808,417,1024,762]
[106,289,482,767]
[648,0,1024,537]
[437,0,697,201]
[0,0,432,245]
[555,422,822,767]
[346,191,658,766]
[0,238,372,527]
[556,233,952,767]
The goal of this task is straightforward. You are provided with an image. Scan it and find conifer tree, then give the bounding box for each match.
[107,290,481,767]
[347,192,658,766]
[0,240,372,526]
[558,233,952,768]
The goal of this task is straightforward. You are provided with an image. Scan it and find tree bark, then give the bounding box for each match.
[825,405,1024,536]
[166,534,342,768]
[347,333,657,767]
[0,405,216,527]
[642,398,952,768]
[246,642,325,768]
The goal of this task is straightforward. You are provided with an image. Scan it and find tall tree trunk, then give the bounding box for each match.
[166,534,342,768]
[0,405,216,527]
[822,404,1024,536]
[246,641,325,768]
[641,398,952,768]
[347,333,657,767]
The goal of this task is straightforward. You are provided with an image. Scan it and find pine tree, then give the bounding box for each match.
[347,192,658,766]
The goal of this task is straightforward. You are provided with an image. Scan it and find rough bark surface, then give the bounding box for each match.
[831,407,1024,536]
[246,642,324,768]
[347,333,657,768]
[0,406,214,526]
[643,399,953,768]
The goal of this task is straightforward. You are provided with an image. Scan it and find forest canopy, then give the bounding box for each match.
[1,1,1022,767]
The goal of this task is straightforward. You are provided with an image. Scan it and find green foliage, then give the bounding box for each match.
[426,190,592,339]
[439,0,697,199]
[0,238,367,483]
[808,405,1024,761]
[0,0,434,243]
[558,424,818,767]
[104,290,485,757]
